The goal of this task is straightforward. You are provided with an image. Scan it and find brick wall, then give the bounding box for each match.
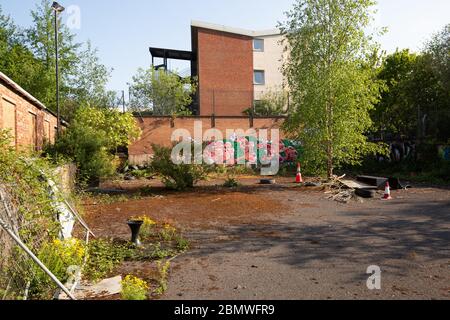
[195,28,254,116]
[0,78,58,151]
[128,116,285,165]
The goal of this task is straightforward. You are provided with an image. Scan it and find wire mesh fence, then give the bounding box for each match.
[128,88,291,117]
[0,162,91,300]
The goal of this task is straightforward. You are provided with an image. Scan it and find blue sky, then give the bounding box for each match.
[1,0,449,92]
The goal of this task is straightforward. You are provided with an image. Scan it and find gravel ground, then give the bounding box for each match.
[85,179,450,300]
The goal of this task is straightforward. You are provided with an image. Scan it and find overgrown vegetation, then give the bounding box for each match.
[150,144,213,190]
[84,239,135,282]
[121,275,149,300]
[0,130,81,299]
[31,239,86,296]
[45,106,141,184]
[223,176,240,188]
[82,218,189,299]
[154,261,170,295]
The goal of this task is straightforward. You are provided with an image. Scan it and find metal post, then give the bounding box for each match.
[212,89,216,117]
[54,10,60,137]
[122,90,126,113]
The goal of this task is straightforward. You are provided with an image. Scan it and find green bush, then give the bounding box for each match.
[46,124,116,184]
[45,106,141,184]
[223,177,239,188]
[150,144,212,190]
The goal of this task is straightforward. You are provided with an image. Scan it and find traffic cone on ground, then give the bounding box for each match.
[382,181,392,200]
[295,162,303,183]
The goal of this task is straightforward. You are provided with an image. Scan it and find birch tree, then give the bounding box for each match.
[280,0,387,178]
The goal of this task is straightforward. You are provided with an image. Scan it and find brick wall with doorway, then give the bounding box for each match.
[0,72,58,151]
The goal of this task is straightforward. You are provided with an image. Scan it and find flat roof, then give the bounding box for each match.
[149,47,193,61]
[191,20,280,37]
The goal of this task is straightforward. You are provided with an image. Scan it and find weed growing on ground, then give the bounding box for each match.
[149,242,175,259]
[223,176,240,188]
[175,236,190,252]
[159,223,177,241]
[121,275,149,300]
[131,215,157,239]
[84,239,135,281]
[154,261,170,295]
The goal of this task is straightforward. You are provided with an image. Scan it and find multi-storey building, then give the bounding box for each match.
[150,20,285,116]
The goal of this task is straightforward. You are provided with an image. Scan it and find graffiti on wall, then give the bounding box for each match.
[203,137,302,166]
[438,145,450,161]
[377,141,416,163]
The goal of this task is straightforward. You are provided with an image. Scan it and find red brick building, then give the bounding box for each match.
[192,26,254,116]
[150,21,284,117]
[133,21,287,164]
[0,71,59,151]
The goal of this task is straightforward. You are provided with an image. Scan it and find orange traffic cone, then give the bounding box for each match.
[382,181,392,200]
[295,162,303,183]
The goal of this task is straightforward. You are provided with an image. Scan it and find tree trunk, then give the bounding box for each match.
[327,141,333,180]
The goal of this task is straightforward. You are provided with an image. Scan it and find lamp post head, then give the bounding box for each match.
[51,2,65,13]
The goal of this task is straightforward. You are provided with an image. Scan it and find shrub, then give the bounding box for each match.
[150,144,212,190]
[121,275,148,300]
[45,106,141,184]
[32,239,86,292]
[175,236,190,252]
[223,177,239,188]
[47,124,117,184]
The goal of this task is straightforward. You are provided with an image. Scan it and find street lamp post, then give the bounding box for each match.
[52,2,65,137]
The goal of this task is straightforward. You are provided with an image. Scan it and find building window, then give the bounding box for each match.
[253,39,264,52]
[254,70,265,85]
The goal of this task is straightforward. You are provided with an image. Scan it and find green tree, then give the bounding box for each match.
[372,49,418,137]
[129,67,196,116]
[422,24,450,141]
[0,5,52,98]
[374,25,450,142]
[244,89,289,116]
[63,41,116,120]
[72,105,141,151]
[280,0,386,178]
[26,0,80,110]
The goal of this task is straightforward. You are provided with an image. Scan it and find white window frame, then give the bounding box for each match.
[253,39,264,52]
[254,70,265,85]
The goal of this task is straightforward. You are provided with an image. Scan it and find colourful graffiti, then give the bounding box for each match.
[439,145,450,161]
[376,141,416,163]
[203,137,302,166]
